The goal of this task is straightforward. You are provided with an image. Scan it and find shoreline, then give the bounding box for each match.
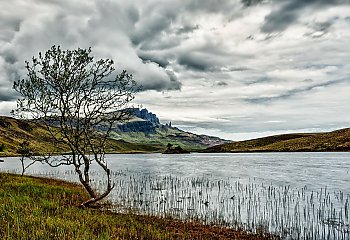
[0,150,350,158]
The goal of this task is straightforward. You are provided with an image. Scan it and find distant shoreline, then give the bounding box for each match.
[2,150,350,159]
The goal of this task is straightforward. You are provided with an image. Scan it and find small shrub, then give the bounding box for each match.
[17,121,33,132]
[0,120,11,128]
[0,144,5,152]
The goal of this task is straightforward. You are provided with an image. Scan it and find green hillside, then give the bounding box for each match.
[0,115,226,156]
[0,116,160,156]
[109,127,228,151]
[205,128,350,152]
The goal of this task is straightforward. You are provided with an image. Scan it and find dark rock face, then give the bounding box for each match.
[116,108,161,134]
[126,108,160,126]
[117,120,156,134]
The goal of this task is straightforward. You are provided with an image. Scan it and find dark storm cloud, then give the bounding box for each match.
[261,0,350,33]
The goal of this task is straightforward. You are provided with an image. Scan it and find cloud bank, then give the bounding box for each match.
[0,0,350,139]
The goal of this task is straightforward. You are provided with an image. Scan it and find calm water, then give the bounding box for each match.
[1,152,350,239]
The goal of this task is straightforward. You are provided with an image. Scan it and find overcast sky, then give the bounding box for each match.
[0,0,350,140]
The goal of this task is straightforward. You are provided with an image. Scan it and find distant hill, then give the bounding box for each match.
[204,128,350,152]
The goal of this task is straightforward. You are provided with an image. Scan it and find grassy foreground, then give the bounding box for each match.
[0,173,277,240]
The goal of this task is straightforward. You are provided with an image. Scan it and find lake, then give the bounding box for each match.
[1,152,350,239]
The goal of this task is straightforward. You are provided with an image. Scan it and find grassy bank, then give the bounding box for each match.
[0,173,277,239]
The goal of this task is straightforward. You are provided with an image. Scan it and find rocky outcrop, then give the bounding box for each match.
[163,144,190,154]
[126,108,160,126]
[116,120,156,134]
[113,108,231,149]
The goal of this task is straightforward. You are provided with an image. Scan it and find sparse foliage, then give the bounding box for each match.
[13,45,138,206]
[16,141,35,176]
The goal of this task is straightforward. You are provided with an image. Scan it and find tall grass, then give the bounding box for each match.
[3,165,349,239]
[0,173,277,239]
[103,173,349,239]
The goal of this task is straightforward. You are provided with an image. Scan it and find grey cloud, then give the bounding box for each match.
[131,3,179,47]
[312,21,334,32]
[176,24,200,35]
[177,46,236,72]
[261,0,350,33]
[0,62,19,102]
[177,50,248,73]
[304,21,334,38]
[241,0,264,7]
[130,0,243,50]
[138,69,181,91]
[178,53,216,72]
[0,17,21,42]
[2,50,18,65]
[216,81,228,86]
[245,78,350,104]
[0,0,182,97]
[166,70,178,84]
[245,76,271,85]
[138,52,170,68]
[131,17,173,46]
[229,66,250,72]
[0,88,19,101]
[138,37,181,51]
[187,0,241,14]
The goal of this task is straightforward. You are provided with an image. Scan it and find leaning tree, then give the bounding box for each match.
[13,45,138,206]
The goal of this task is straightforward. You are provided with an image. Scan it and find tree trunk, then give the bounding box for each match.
[74,156,115,208]
[79,174,115,207]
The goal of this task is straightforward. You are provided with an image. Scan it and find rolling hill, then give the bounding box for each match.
[205,128,350,152]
